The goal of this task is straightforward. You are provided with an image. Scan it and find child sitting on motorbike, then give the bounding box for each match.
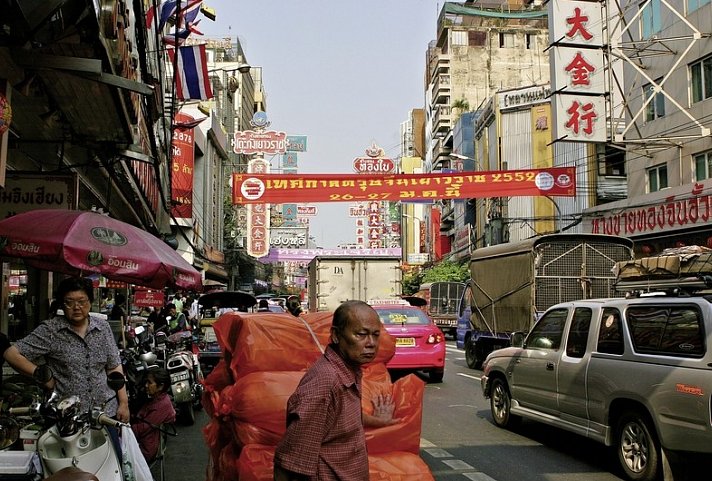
[130,368,176,462]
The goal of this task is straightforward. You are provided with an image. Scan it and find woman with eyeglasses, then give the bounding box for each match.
[3,277,130,424]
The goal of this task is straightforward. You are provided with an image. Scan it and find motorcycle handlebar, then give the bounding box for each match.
[96,413,127,428]
[8,407,31,415]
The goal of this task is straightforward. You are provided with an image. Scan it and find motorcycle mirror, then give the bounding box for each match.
[106,371,126,392]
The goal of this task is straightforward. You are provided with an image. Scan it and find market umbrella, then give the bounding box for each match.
[0,209,202,291]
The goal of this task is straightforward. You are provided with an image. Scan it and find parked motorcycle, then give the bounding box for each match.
[166,331,204,425]
[2,369,127,480]
[121,324,159,412]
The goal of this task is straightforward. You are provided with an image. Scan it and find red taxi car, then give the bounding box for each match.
[369,299,445,383]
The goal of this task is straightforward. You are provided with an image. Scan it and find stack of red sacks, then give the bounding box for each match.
[201,311,435,481]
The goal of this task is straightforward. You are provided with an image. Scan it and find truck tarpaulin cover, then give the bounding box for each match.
[232,168,576,204]
[202,311,434,481]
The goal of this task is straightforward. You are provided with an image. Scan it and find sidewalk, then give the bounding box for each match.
[162,408,211,480]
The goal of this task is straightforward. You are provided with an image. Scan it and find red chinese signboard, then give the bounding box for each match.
[232,168,576,204]
[171,112,195,219]
[233,130,287,155]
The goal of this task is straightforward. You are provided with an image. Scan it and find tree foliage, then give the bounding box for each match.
[401,260,470,295]
[421,260,470,284]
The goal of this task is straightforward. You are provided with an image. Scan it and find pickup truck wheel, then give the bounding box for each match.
[465,340,481,369]
[490,378,519,429]
[616,411,660,481]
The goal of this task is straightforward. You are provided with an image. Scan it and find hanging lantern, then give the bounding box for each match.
[0,93,11,135]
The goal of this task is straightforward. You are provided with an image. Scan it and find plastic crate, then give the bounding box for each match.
[0,451,38,480]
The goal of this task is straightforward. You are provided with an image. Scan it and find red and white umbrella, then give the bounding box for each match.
[0,209,202,291]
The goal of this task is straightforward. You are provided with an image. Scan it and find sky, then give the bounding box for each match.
[200,0,443,248]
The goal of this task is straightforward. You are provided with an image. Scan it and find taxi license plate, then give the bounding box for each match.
[396,337,416,347]
[170,371,189,382]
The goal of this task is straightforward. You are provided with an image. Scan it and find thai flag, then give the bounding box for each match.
[146,0,178,31]
[147,0,201,32]
[168,45,213,100]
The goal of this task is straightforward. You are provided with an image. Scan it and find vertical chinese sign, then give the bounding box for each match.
[549,0,607,143]
[171,112,196,219]
[352,143,395,248]
[233,112,287,258]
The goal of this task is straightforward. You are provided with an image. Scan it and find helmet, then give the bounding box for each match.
[139,352,157,365]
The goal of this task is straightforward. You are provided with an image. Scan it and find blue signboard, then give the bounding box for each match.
[286,135,308,152]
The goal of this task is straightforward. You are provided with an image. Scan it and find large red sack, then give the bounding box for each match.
[213,312,396,381]
[363,366,425,455]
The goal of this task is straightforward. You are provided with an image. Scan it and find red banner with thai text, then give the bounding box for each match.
[171,112,195,219]
[232,168,576,204]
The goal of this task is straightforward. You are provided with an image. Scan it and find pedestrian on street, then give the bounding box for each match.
[273,300,382,481]
[3,277,130,458]
[285,296,303,317]
[257,299,271,312]
[131,368,176,462]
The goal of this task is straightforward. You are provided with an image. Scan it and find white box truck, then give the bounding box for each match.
[307,255,402,312]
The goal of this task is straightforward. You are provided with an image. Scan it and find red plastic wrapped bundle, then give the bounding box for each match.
[368,452,436,481]
[203,310,432,480]
[213,312,332,379]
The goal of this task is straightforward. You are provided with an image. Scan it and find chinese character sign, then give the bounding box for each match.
[171,112,195,219]
[549,0,603,48]
[549,0,607,143]
[551,47,605,94]
[555,94,606,142]
[232,168,576,205]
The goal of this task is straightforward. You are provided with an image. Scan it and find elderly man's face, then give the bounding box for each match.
[332,306,381,367]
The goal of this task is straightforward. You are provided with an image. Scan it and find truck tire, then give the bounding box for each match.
[465,339,481,369]
[615,410,660,481]
[490,378,520,429]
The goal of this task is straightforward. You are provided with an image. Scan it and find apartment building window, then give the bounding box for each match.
[596,144,626,176]
[469,31,487,47]
[643,80,665,121]
[647,163,668,192]
[640,0,662,39]
[452,31,467,46]
[691,55,712,103]
[499,32,515,48]
[694,150,712,181]
[688,0,710,13]
[525,34,533,50]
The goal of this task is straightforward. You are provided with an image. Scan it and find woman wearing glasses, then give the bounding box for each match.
[3,277,130,424]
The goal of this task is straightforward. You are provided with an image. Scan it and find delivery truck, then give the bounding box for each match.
[307,255,402,312]
[456,233,634,368]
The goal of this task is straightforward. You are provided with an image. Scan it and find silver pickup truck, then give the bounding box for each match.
[480,295,712,481]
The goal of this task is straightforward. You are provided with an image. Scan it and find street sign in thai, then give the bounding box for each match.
[233,130,287,155]
[297,205,318,216]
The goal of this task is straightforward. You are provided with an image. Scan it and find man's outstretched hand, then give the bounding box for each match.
[363,392,401,428]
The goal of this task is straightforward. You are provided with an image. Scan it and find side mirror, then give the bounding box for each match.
[107,371,126,392]
[510,332,526,348]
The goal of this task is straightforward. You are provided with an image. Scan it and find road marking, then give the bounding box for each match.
[443,460,475,470]
[457,372,481,381]
[423,448,452,458]
[463,472,497,481]
[445,346,461,353]
[420,438,436,448]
